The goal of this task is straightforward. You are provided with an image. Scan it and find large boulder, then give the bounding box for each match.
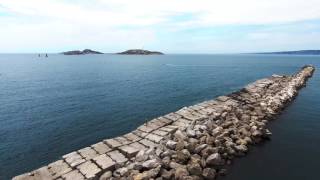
[206,153,224,166]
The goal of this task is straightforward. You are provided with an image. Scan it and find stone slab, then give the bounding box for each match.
[118,145,140,158]
[13,167,52,180]
[216,96,231,102]
[93,154,115,170]
[159,126,177,133]
[129,142,147,150]
[138,123,161,133]
[132,129,149,138]
[164,113,181,121]
[172,121,188,128]
[152,129,169,136]
[62,170,85,180]
[107,150,128,164]
[178,112,201,121]
[91,142,112,154]
[139,139,157,148]
[145,133,163,143]
[76,161,101,179]
[115,136,131,145]
[149,118,165,126]
[177,118,192,124]
[165,125,179,130]
[78,147,99,160]
[48,160,72,178]
[138,125,155,133]
[124,133,141,142]
[104,139,122,148]
[62,152,85,167]
[157,117,173,124]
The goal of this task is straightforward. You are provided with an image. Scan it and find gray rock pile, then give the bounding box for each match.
[104,65,315,180]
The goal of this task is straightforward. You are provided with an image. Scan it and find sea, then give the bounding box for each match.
[0,54,319,180]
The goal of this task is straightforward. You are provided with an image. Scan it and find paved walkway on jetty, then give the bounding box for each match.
[13,65,315,180]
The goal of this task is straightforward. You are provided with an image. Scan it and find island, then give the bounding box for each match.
[117,49,164,55]
[257,50,320,55]
[62,49,103,55]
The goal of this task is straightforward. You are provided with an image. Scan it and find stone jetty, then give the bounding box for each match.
[13,65,315,180]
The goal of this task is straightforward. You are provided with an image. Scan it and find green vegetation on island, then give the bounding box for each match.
[62,49,103,55]
[117,49,164,55]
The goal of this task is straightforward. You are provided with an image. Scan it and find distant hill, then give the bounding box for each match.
[257,50,320,55]
[62,49,103,55]
[117,49,164,55]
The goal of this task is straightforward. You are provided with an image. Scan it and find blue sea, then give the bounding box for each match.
[0,54,319,180]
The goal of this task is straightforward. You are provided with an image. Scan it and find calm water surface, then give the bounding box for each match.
[0,54,319,179]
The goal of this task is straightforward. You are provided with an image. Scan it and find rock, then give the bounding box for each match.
[145,148,156,156]
[169,161,185,169]
[189,154,201,164]
[252,130,262,137]
[174,130,187,141]
[162,156,171,169]
[201,146,218,159]
[206,136,215,145]
[202,168,216,179]
[187,162,202,176]
[206,153,224,166]
[133,162,143,171]
[235,138,247,145]
[226,146,236,156]
[195,144,208,153]
[161,150,174,158]
[136,150,148,162]
[161,169,174,179]
[166,140,177,150]
[176,140,185,151]
[175,167,189,180]
[142,159,160,169]
[235,144,248,153]
[211,127,223,137]
[134,165,161,180]
[186,129,196,137]
[244,136,252,144]
[113,167,129,177]
[263,129,272,138]
[99,171,112,180]
[176,149,191,163]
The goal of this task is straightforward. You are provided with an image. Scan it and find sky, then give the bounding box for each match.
[0,0,320,53]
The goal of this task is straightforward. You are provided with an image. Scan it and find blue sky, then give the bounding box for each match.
[0,0,320,53]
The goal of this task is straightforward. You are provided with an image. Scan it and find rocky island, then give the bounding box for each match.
[117,49,164,55]
[13,65,315,180]
[62,49,103,55]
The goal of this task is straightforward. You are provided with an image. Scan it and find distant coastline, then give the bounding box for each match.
[255,50,320,55]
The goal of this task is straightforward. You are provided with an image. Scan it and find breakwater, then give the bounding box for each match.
[13,65,315,180]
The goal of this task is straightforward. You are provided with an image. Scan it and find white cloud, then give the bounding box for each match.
[0,0,320,52]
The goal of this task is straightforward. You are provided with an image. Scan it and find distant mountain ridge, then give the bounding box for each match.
[117,49,164,55]
[62,49,103,55]
[257,50,320,55]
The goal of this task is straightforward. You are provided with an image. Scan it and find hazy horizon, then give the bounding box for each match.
[0,49,320,55]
